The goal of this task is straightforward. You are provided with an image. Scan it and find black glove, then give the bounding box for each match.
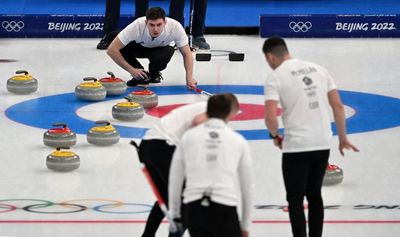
[169,218,184,237]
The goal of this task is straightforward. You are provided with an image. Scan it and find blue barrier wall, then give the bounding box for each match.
[260,14,400,38]
[1,0,400,38]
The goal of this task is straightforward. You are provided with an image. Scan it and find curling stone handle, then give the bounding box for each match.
[95,120,111,126]
[107,71,115,78]
[56,147,70,151]
[52,123,67,128]
[15,70,29,75]
[83,77,98,82]
[124,96,133,102]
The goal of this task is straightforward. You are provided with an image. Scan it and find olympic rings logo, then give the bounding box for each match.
[1,21,25,32]
[289,21,312,32]
[0,199,152,214]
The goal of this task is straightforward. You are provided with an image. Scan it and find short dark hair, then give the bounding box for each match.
[262,37,289,56]
[145,7,166,20]
[206,93,239,119]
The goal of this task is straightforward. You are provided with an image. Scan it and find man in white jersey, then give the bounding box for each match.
[169,94,254,237]
[137,101,207,237]
[107,7,196,87]
[263,37,359,237]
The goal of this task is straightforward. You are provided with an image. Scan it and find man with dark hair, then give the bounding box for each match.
[262,37,289,57]
[263,36,359,237]
[206,93,238,119]
[107,7,196,87]
[169,93,254,237]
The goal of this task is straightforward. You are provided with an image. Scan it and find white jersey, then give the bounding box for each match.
[169,118,255,231]
[118,16,188,48]
[264,58,337,153]
[143,102,207,146]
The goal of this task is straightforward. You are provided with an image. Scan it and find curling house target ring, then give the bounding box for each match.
[5,85,400,140]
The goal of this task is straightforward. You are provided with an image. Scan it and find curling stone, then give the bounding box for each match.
[323,164,344,185]
[43,123,77,147]
[46,147,80,172]
[127,89,158,109]
[112,97,145,121]
[75,77,107,101]
[87,120,120,146]
[7,70,38,94]
[99,71,127,96]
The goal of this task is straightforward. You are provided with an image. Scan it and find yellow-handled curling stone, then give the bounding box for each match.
[112,96,145,121]
[43,123,77,147]
[46,147,80,172]
[75,77,107,101]
[86,120,120,146]
[7,70,38,94]
[99,71,127,96]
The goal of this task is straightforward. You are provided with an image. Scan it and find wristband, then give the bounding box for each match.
[269,132,279,139]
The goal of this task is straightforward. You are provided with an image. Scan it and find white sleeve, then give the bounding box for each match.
[117,20,141,46]
[168,141,186,219]
[173,23,188,48]
[264,74,280,101]
[319,66,337,92]
[326,71,337,92]
[238,141,255,231]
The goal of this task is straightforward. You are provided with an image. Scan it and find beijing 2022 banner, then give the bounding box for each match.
[0,15,134,38]
[260,14,400,38]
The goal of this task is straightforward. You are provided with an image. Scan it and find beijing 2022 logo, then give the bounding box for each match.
[2,21,25,32]
[289,21,312,32]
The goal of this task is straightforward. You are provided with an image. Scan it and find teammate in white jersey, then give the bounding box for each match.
[107,7,196,87]
[263,37,359,237]
[169,93,255,237]
[137,101,207,237]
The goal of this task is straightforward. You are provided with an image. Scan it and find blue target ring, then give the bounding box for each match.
[5,85,400,140]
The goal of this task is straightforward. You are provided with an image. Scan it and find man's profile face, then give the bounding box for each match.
[265,53,277,70]
[146,18,166,38]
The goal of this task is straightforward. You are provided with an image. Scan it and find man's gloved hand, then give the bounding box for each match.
[169,218,184,237]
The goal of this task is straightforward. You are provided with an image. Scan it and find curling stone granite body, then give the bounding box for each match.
[43,125,77,147]
[127,89,158,109]
[46,149,80,172]
[112,101,144,121]
[99,76,127,96]
[7,70,38,94]
[323,164,344,185]
[75,80,106,101]
[87,124,120,146]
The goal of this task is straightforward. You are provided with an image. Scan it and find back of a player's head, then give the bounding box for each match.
[146,7,166,20]
[262,37,289,57]
[206,93,239,120]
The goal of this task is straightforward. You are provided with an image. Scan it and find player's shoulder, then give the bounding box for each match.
[124,17,146,31]
[225,127,247,144]
[132,17,146,26]
[299,59,327,71]
[166,17,183,29]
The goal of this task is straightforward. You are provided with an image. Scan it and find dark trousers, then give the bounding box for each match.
[169,0,208,37]
[282,150,330,237]
[103,0,148,34]
[120,42,175,77]
[183,200,241,237]
[138,139,176,237]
